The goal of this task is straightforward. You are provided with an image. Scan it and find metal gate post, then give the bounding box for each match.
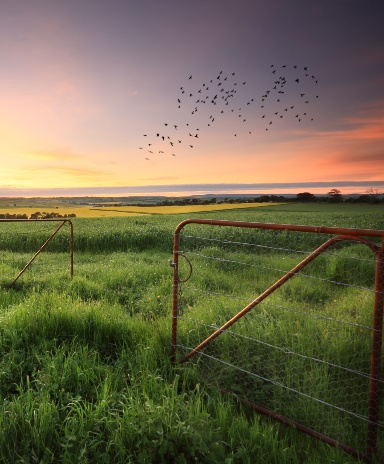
[170,228,181,363]
[367,242,384,459]
[69,220,74,278]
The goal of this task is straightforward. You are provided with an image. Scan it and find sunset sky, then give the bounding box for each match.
[1,0,383,197]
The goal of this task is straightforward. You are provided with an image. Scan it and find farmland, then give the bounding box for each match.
[0,203,282,218]
[0,202,383,463]
[0,196,283,218]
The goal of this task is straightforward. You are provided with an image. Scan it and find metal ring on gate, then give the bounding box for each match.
[177,253,193,283]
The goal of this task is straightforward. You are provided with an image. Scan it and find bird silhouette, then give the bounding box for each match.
[140,64,319,159]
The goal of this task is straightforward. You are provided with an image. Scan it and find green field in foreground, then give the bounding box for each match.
[0,203,383,463]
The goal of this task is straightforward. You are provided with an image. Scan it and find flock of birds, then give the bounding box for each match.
[139,65,319,159]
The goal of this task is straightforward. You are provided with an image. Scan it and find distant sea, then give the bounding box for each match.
[1,181,384,198]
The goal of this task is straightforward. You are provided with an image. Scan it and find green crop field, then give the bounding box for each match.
[0,203,383,463]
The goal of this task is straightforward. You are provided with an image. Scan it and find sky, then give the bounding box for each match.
[1,0,384,197]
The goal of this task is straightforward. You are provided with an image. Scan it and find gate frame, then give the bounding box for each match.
[0,219,74,289]
[171,219,384,462]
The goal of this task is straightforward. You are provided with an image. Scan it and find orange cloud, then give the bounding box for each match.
[331,151,383,164]
[320,100,384,141]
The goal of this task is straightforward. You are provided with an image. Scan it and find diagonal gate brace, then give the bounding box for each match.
[180,234,379,364]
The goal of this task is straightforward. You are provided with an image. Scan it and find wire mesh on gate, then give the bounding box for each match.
[170,219,384,462]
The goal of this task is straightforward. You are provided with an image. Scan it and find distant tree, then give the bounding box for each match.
[328,188,343,202]
[296,192,315,202]
[365,188,383,203]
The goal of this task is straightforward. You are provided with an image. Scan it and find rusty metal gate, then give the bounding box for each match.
[170,219,384,462]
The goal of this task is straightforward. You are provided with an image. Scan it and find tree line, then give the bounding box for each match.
[151,189,383,206]
[0,212,77,220]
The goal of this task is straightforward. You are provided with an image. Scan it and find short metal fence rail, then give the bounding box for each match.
[170,219,384,462]
[0,219,74,288]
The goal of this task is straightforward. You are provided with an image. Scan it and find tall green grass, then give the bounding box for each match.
[1,203,383,254]
[1,203,383,463]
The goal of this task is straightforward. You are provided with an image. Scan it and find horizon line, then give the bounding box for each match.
[0,181,384,197]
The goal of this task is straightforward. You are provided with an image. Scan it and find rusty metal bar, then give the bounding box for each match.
[180,234,378,364]
[0,219,74,289]
[367,241,384,459]
[173,218,384,239]
[220,389,370,463]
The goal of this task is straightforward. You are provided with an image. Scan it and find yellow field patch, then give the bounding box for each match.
[89,203,280,216]
[0,205,147,218]
[0,202,281,218]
